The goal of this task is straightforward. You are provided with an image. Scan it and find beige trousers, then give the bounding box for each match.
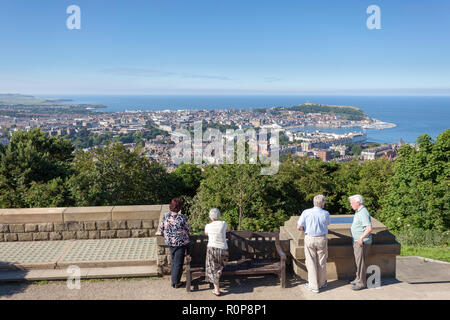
[304,234,328,290]
[353,241,371,288]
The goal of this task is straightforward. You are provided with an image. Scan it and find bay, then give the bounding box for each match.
[45,94,450,144]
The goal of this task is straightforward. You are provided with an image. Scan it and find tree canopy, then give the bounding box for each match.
[0,128,74,208]
[0,128,447,235]
[379,130,449,231]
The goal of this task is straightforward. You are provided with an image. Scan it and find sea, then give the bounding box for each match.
[44,95,450,144]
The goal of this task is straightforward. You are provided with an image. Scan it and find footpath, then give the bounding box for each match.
[0,238,449,300]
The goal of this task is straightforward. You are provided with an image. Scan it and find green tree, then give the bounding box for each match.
[0,128,74,208]
[379,130,449,231]
[332,158,393,218]
[171,164,203,197]
[188,164,288,232]
[23,178,71,208]
[275,156,339,215]
[350,145,362,156]
[67,143,176,206]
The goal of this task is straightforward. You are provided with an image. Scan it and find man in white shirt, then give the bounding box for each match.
[297,195,330,293]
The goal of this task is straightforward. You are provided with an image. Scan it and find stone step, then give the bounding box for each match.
[281,220,304,246]
[55,259,157,269]
[279,226,293,242]
[0,265,159,282]
[290,242,401,260]
[282,215,396,246]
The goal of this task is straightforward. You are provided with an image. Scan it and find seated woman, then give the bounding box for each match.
[204,208,229,296]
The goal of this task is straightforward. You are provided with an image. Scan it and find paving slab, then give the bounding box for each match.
[56,238,157,268]
[0,241,72,269]
[0,238,157,270]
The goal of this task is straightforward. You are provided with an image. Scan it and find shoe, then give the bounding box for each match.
[212,290,221,296]
[304,283,319,293]
[349,279,357,285]
[351,284,366,291]
[319,281,328,289]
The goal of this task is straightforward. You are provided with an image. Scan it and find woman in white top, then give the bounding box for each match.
[204,208,229,296]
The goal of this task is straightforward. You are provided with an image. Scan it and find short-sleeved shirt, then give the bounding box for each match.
[158,211,191,247]
[351,206,372,244]
[297,207,330,236]
[205,220,228,250]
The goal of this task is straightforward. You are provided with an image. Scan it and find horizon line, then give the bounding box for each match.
[22,92,450,97]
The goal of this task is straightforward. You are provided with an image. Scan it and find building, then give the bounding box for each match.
[352,132,367,144]
[330,144,348,156]
[317,150,332,162]
[301,142,311,151]
[361,144,396,161]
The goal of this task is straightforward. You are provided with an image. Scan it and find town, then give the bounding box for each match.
[0,100,404,171]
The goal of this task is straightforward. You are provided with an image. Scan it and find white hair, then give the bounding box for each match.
[313,195,326,207]
[209,208,221,220]
[349,194,364,204]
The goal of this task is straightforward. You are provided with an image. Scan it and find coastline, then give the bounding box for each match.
[282,119,397,131]
[25,94,450,144]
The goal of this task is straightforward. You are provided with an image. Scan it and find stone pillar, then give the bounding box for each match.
[280,215,401,280]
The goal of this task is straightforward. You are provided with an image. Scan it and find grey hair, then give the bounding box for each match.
[349,194,364,204]
[209,208,221,220]
[313,195,326,207]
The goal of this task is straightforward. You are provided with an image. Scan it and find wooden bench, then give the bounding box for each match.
[185,230,287,292]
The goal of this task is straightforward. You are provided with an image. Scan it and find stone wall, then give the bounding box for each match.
[0,205,169,242]
[156,208,171,275]
[157,237,172,275]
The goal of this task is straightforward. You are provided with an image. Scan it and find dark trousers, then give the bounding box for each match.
[169,245,189,286]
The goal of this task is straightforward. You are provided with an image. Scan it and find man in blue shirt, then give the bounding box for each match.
[349,194,373,290]
[297,195,330,293]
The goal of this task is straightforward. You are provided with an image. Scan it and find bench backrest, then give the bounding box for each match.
[188,231,280,265]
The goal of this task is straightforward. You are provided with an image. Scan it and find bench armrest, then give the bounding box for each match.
[275,240,286,261]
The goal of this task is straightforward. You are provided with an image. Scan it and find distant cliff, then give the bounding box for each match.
[276,103,369,121]
[252,103,369,121]
[0,94,105,115]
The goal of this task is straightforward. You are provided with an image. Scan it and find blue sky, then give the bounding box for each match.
[0,0,449,95]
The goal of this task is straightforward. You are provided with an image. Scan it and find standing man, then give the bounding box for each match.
[349,194,373,291]
[297,195,330,293]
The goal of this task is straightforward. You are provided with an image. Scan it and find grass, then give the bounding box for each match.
[392,228,450,262]
[400,245,450,262]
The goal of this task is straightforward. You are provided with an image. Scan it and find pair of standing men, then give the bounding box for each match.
[297,194,373,293]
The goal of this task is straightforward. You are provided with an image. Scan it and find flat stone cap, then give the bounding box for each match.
[112,205,162,220]
[0,208,66,224]
[63,206,114,222]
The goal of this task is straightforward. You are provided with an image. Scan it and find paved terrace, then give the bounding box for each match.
[0,256,449,300]
[0,234,448,299]
[0,205,448,299]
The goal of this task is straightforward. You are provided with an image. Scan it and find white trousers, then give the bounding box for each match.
[304,234,328,290]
